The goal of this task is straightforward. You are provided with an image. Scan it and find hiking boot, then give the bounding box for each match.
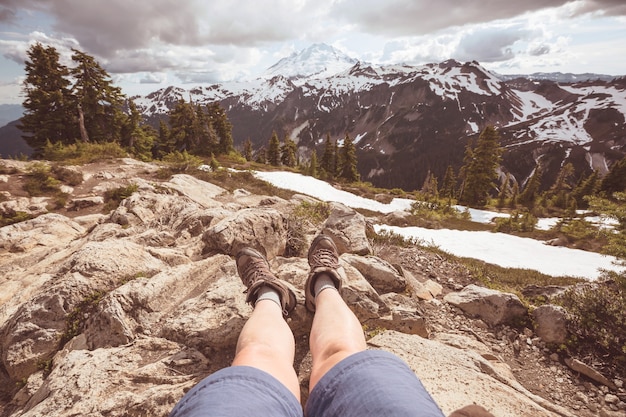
[305,234,342,312]
[236,247,296,317]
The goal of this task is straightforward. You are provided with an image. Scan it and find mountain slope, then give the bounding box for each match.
[134,54,626,191]
[263,43,358,81]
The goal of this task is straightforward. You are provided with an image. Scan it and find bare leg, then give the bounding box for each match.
[308,277,367,391]
[232,299,300,401]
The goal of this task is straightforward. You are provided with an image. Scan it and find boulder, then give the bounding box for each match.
[342,253,406,294]
[202,208,288,258]
[532,304,569,344]
[444,284,528,326]
[0,213,85,253]
[10,337,202,416]
[564,358,617,389]
[322,203,372,255]
[369,331,576,417]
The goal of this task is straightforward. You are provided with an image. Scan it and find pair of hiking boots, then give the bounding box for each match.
[236,234,342,315]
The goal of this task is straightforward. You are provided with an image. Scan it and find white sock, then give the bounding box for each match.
[255,286,281,308]
[314,274,337,297]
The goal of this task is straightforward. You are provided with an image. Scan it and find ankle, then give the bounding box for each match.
[313,274,338,297]
[255,285,282,309]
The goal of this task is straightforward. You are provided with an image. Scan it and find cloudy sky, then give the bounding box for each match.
[0,0,625,104]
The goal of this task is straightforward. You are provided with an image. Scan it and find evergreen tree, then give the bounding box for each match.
[600,156,626,195]
[267,132,281,166]
[281,137,297,167]
[20,43,75,150]
[157,119,172,157]
[208,103,234,155]
[509,181,519,209]
[519,168,542,207]
[255,146,267,164]
[440,165,457,200]
[497,173,510,209]
[572,170,600,208]
[421,171,439,200]
[71,49,126,143]
[169,99,196,151]
[320,134,334,177]
[309,150,318,177]
[547,163,575,209]
[243,139,253,161]
[459,126,503,207]
[339,133,359,182]
[122,101,155,161]
[333,139,341,178]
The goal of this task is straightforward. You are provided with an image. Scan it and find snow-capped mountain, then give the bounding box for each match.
[133,49,626,192]
[263,43,358,82]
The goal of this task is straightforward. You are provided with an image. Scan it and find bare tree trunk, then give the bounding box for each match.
[78,103,90,143]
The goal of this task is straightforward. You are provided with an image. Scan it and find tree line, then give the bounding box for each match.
[20,43,233,161]
[425,126,626,215]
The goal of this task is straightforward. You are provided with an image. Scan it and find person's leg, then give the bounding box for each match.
[233,248,300,400]
[304,235,366,390]
[303,235,444,417]
[232,299,300,400]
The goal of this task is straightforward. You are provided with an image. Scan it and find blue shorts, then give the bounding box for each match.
[169,350,444,417]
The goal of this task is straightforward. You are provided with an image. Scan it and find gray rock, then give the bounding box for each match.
[532,304,569,344]
[342,253,406,294]
[322,202,372,255]
[444,284,528,326]
[565,358,617,390]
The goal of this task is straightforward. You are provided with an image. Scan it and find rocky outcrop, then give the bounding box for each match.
[0,159,624,417]
[444,284,528,326]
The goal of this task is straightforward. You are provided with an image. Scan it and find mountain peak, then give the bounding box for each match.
[263,43,358,81]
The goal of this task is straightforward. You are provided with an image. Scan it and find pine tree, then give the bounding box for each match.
[255,147,267,164]
[519,168,542,207]
[340,133,359,182]
[509,181,519,208]
[243,139,253,161]
[600,156,626,195]
[71,49,126,143]
[157,119,172,157]
[459,126,503,207]
[267,132,281,166]
[320,134,334,176]
[572,170,600,208]
[547,163,575,209]
[169,100,196,151]
[281,137,297,167]
[333,139,341,178]
[497,173,510,208]
[421,171,439,200]
[208,103,233,155]
[309,150,318,177]
[440,165,457,200]
[20,43,75,151]
[122,101,155,161]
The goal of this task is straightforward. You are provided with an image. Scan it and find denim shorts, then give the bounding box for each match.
[169,350,444,417]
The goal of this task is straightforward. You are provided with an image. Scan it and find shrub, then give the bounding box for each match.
[22,163,61,196]
[41,141,127,164]
[557,272,626,375]
[494,210,537,233]
[161,150,202,172]
[103,184,138,212]
[0,210,34,227]
[51,165,83,186]
[285,201,330,257]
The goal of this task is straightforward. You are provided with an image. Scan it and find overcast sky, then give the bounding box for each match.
[0,0,625,104]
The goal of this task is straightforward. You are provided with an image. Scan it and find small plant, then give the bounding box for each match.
[285,201,331,257]
[41,141,127,164]
[161,150,203,172]
[22,162,61,196]
[0,209,33,227]
[51,165,84,186]
[103,184,138,212]
[493,210,537,233]
[36,358,53,377]
[60,290,106,347]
